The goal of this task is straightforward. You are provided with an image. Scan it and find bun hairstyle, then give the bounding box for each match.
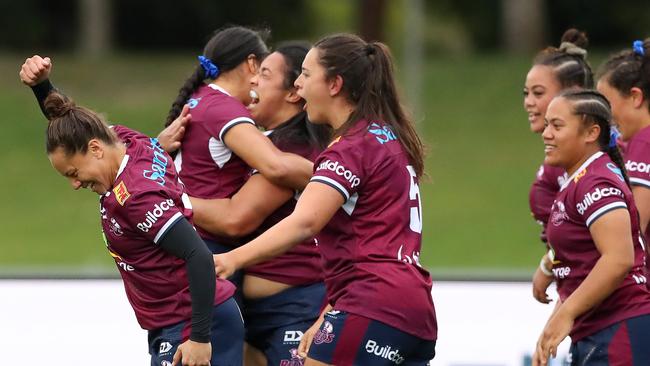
[560,89,630,187]
[533,28,594,89]
[598,38,650,111]
[44,92,117,155]
[165,25,270,126]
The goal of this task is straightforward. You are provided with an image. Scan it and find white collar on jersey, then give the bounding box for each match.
[207,83,231,96]
[115,154,130,180]
[560,151,604,191]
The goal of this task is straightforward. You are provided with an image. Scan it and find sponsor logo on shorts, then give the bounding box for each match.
[365,340,404,365]
[113,181,130,206]
[316,160,361,188]
[279,348,303,366]
[283,330,303,343]
[626,160,650,174]
[313,321,335,345]
[576,187,623,215]
[137,199,175,233]
[159,341,173,355]
[161,361,172,366]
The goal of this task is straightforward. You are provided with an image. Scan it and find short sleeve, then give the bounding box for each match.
[574,177,628,227]
[202,100,255,142]
[625,141,650,188]
[121,191,185,244]
[310,141,364,201]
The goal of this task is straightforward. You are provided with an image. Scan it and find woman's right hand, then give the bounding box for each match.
[532,266,554,304]
[158,104,191,153]
[213,252,237,279]
[19,55,52,86]
[298,316,325,359]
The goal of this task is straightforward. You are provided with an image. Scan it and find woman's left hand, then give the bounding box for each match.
[533,308,573,366]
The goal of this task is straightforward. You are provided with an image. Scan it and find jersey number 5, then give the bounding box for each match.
[407,165,423,233]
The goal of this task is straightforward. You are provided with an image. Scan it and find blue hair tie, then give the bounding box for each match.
[609,127,620,148]
[633,40,645,56]
[198,55,219,79]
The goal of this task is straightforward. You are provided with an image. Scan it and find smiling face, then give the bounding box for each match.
[248,52,291,128]
[524,65,563,133]
[542,96,600,173]
[48,141,114,195]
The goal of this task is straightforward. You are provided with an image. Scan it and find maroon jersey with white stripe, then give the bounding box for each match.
[624,125,650,241]
[245,128,323,286]
[546,152,650,341]
[310,120,437,340]
[174,84,254,243]
[529,163,567,243]
[101,126,235,331]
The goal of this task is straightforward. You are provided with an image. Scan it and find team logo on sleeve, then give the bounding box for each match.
[316,160,361,188]
[576,187,623,215]
[136,199,175,232]
[113,181,131,206]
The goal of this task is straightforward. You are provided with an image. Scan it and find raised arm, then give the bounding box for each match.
[19,55,56,118]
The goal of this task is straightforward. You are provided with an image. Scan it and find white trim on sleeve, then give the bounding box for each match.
[311,176,351,201]
[630,177,650,188]
[585,201,627,227]
[218,117,255,141]
[153,211,184,244]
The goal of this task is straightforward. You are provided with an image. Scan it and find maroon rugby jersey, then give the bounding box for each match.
[624,125,650,234]
[310,120,437,340]
[529,163,567,243]
[101,125,235,331]
[546,151,650,341]
[174,84,254,243]
[245,127,323,286]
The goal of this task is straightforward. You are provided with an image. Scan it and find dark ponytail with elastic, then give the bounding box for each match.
[597,38,650,112]
[165,26,270,126]
[314,34,425,178]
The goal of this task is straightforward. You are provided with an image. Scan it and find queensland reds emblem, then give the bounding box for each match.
[279,348,304,366]
[550,201,568,227]
[109,217,124,236]
[313,321,336,345]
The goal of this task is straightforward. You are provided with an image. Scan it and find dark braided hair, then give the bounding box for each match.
[597,38,650,112]
[533,28,594,89]
[165,26,269,126]
[560,89,630,188]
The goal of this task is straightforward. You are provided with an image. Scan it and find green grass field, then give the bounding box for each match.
[0,53,548,277]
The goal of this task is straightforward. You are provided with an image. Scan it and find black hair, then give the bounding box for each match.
[165,25,270,126]
[533,28,594,89]
[560,89,630,187]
